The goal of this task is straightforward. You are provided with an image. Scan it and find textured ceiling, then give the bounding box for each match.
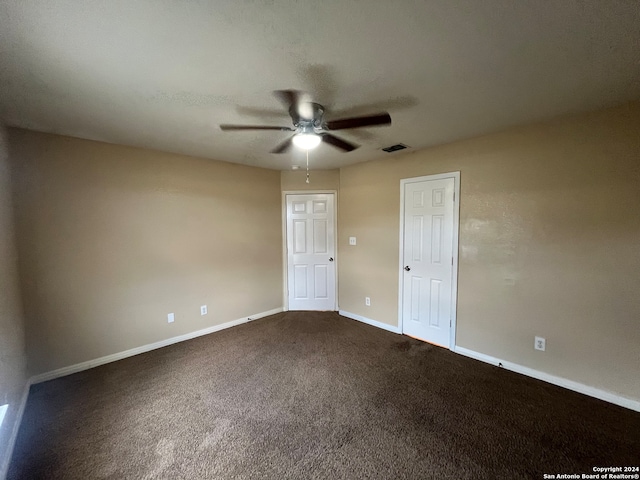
[1,0,639,170]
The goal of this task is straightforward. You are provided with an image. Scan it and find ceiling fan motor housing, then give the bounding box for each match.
[291,103,325,132]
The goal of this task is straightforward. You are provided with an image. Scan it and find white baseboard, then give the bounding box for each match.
[246,307,283,322]
[30,307,283,385]
[454,346,640,413]
[0,378,31,480]
[338,310,401,334]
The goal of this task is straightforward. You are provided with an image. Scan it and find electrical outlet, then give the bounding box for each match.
[349,237,357,246]
[200,305,207,316]
[167,313,175,323]
[365,297,371,306]
[534,336,546,351]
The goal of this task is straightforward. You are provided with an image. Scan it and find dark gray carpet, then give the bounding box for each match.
[8,311,640,479]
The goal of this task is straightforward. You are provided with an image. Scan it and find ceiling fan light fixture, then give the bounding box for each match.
[292,133,321,150]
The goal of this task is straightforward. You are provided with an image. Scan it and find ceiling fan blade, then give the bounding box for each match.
[273,90,303,110]
[270,136,294,154]
[321,134,359,152]
[273,90,314,121]
[220,124,294,131]
[326,112,391,130]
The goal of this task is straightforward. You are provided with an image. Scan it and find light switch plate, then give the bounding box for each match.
[349,237,357,245]
[168,313,175,323]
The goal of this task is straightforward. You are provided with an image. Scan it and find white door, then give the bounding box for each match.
[400,175,458,348]
[286,194,336,311]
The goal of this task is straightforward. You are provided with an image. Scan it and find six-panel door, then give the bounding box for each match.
[286,194,336,311]
[401,178,455,347]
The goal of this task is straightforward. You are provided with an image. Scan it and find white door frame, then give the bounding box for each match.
[398,172,460,350]
[282,190,338,311]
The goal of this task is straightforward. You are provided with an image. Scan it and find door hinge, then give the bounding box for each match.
[451,257,454,266]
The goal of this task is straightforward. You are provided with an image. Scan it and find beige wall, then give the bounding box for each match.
[338,102,640,401]
[0,128,28,476]
[280,169,340,192]
[8,129,283,376]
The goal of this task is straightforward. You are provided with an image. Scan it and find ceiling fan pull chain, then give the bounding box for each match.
[306,150,310,184]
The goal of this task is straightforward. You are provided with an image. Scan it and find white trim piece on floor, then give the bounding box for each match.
[30,307,284,385]
[246,307,283,322]
[454,346,640,413]
[0,379,32,480]
[339,310,401,334]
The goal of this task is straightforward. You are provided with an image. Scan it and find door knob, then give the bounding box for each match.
[404,266,411,271]
[329,257,334,262]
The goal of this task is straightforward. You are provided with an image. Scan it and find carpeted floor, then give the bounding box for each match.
[8,311,640,479]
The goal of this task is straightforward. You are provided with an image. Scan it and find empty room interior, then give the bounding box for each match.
[1,1,639,479]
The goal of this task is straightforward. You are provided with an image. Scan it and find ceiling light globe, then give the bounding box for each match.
[292,133,321,150]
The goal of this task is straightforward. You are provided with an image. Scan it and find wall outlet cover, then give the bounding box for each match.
[200,305,208,316]
[365,297,371,306]
[349,237,357,245]
[535,336,546,351]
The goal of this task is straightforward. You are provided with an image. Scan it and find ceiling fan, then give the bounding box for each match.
[220,90,392,153]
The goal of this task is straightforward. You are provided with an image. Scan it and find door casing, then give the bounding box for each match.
[398,172,460,350]
[282,190,338,311]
